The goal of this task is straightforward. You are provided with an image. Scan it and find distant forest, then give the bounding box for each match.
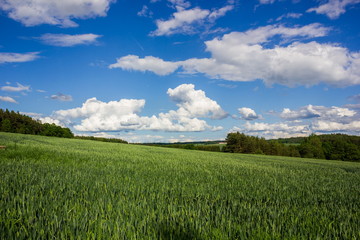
[0,109,128,144]
[148,133,360,162]
[1,108,359,161]
[0,109,73,138]
[225,132,360,162]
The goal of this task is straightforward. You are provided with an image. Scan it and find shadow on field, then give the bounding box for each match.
[156,220,203,240]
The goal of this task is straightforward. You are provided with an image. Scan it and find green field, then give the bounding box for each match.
[1,132,359,239]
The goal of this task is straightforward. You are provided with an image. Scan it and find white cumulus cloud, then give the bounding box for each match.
[112,23,360,87]
[243,121,309,133]
[49,84,225,132]
[312,120,360,132]
[39,117,66,127]
[231,121,311,139]
[38,34,101,47]
[0,0,115,27]
[280,105,356,120]
[167,84,228,119]
[232,103,360,139]
[238,107,260,120]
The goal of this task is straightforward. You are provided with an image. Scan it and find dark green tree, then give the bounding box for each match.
[1,119,12,132]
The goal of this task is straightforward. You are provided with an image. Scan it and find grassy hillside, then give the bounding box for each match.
[1,132,359,239]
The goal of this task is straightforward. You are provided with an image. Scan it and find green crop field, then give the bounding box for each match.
[1,132,359,239]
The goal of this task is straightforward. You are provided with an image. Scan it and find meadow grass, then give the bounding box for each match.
[0,132,359,239]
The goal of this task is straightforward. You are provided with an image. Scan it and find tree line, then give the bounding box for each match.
[0,109,129,144]
[0,109,73,138]
[225,132,360,162]
[145,143,223,152]
[75,136,128,144]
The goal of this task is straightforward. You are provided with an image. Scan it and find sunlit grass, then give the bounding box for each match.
[1,132,359,239]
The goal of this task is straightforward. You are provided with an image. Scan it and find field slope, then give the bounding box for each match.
[1,132,359,239]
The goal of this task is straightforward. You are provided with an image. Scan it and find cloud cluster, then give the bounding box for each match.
[111,24,360,87]
[38,34,101,47]
[150,1,234,36]
[307,0,360,19]
[0,0,115,27]
[238,107,260,120]
[280,105,356,120]
[49,84,225,132]
[39,116,66,127]
[312,120,360,132]
[238,121,311,139]
[233,104,360,138]
[0,52,40,64]
[167,84,228,119]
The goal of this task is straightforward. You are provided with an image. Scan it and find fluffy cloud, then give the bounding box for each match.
[238,107,260,120]
[1,82,30,92]
[167,84,228,119]
[0,0,115,27]
[233,103,360,139]
[307,0,360,19]
[54,98,146,131]
[280,105,356,120]
[49,84,225,132]
[109,55,180,75]
[112,24,360,87]
[39,117,66,127]
[0,52,40,64]
[232,122,311,139]
[150,3,234,36]
[50,93,73,102]
[312,120,360,132]
[38,34,101,47]
[243,122,309,133]
[203,23,329,45]
[0,96,17,103]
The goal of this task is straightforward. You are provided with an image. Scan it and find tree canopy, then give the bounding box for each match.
[0,109,74,138]
[225,132,360,162]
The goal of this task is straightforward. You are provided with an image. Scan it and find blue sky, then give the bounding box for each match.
[0,0,359,143]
